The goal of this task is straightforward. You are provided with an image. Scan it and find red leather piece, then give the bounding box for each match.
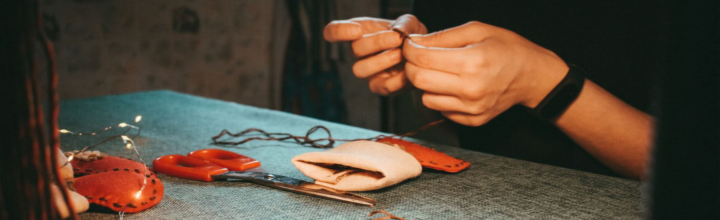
[71,156,164,213]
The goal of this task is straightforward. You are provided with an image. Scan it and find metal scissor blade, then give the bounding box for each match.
[212,171,376,207]
[273,182,376,207]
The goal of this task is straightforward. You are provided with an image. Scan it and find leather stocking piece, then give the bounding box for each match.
[292,141,421,191]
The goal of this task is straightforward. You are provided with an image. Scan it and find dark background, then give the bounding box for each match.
[36,0,394,132]
[3,0,718,218]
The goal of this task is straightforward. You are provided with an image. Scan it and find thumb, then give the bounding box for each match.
[391,14,427,35]
[409,21,490,48]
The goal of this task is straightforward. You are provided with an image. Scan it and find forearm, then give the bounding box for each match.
[397,21,655,179]
[553,80,654,180]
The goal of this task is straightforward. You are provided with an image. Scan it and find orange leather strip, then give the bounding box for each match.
[376,137,470,173]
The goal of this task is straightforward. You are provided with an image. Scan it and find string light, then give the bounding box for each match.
[118,132,148,219]
[59,115,142,137]
[58,126,111,136]
[59,115,147,219]
[118,122,139,129]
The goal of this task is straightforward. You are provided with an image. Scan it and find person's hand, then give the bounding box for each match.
[54,149,89,218]
[403,21,569,126]
[324,14,427,95]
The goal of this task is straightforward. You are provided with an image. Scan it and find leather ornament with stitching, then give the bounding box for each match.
[71,155,164,213]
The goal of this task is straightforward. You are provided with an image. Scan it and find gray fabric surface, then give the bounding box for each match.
[59,91,643,219]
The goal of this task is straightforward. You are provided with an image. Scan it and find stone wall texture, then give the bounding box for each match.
[41,0,383,130]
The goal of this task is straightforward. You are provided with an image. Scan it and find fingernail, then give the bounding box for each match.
[408,34,422,42]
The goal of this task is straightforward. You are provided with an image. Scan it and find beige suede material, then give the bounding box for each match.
[291,140,422,191]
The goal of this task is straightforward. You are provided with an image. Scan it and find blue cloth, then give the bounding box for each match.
[60,91,642,219]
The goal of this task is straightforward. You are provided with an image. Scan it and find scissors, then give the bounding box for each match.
[153,149,376,206]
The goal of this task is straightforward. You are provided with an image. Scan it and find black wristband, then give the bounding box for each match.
[531,64,586,120]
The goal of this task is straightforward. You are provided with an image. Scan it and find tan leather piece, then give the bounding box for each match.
[292,140,422,191]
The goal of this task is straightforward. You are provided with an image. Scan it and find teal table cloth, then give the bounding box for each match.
[59,91,642,219]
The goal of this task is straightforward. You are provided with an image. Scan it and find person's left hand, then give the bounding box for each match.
[54,149,89,218]
[403,21,570,126]
[324,14,426,95]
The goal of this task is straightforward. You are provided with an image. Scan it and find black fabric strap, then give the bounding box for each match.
[531,64,586,120]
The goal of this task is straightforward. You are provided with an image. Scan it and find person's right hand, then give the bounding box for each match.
[324,14,427,95]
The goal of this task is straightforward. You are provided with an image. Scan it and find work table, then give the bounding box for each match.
[59,91,642,219]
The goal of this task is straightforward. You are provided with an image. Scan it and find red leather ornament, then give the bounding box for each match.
[376,137,470,173]
[71,156,164,213]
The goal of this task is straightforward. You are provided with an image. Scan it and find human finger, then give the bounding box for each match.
[441,111,493,127]
[403,40,475,74]
[408,21,492,48]
[324,20,363,42]
[368,68,408,95]
[56,148,74,182]
[422,92,495,116]
[421,93,467,112]
[352,30,403,57]
[53,184,89,218]
[349,17,394,34]
[353,48,402,78]
[405,62,462,95]
[390,14,427,35]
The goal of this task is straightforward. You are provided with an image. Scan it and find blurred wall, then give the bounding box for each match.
[40,0,382,130]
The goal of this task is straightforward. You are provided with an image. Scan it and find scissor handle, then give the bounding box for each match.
[153,155,228,182]
[187,149,261,171]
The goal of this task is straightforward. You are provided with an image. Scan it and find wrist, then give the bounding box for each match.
[521,59,569,108]
[529,64,586,120]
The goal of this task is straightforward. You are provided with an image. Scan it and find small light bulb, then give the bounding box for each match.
[126,143,132,149]
[118,122,128,128]
[135,115,142,123]
[59,129,70,134]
